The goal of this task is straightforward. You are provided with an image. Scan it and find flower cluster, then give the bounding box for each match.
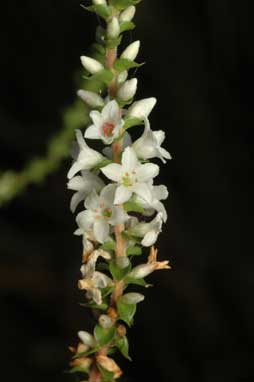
[67,1,171,381]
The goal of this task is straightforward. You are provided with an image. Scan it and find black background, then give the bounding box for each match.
[0,1,254,381]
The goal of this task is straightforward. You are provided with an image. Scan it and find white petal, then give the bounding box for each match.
[76,210,94,232]
[122,147,138,172]
[141,230,158,246]
[132,182,152,203]
[90,110,103,127]
[136,163,159,182]
[85,124,101,140]
[67,175,85,191]
[153,185,168,200]
[100,184,116,206]
[153,130,165,145]
[153,201,167,222]
[159,147,172,160]
[114,185,132,204]
[110,206,129,225]
[85,190,100,210]
[70,192,85,212]
[102,100,119,121]
[93,219,109,243]
[76,129,87,150]
[101,163,122,182]
[67,161,84,179]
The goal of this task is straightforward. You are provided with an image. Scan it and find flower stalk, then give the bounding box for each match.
[67,1,172,381]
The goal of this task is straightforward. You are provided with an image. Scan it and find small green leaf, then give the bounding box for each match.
[114,58,144,72]
[117,301,137,326]
[81,4,112,19]
[68,366,89,374]
[111,0,142,11]
[94,325,116,346]
[85,69,114,85]
[124,276,148,287]
[72,346,100,359]
[123,200,145,213]
[120,21,135,33]
[97,364,115,381]
[109,259,131,281]
[116,336,132,360]
[126,246,142,256]
[79,302,108,311]
[91,43,106,56]
[123,116,143,130]
[101,286,115,298]
[106,35,123,49]
[100,240,116,251]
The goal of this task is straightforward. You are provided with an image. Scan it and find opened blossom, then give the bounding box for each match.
[101,146,159,204]
[85,100,123,144]
[75,184,129,243]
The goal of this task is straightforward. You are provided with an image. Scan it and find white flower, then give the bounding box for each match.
[119,6,136,22]
[121,40,140,61]
[67,130,104,179]
[107,17,120,39]
[101,147,159,204]
[132,117,171,163]
[117,78,138,101]
[127,97,157,119]
[67,170,104,212]
[129,246,171,278]
[134,182,168,222]
[85,100,124,144]
[92,0,106,4]
[78,271,113,305]
[78,331,96,348]
[117,70,128,85]
[120,292,144,304]
[80,56,104,74]
[75,184,129,243]
[130,212,164,247]
[77,89,104,108]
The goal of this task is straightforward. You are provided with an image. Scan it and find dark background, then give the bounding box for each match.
[0,1,254,381]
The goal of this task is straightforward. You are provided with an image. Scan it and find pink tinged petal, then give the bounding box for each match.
[67,161,84,179]
[93,219,110,243]
[114,185,132,204]
[76,210,95,231]
[85,124,101,140]
[70,192,85,213]
[132,182,152,203]
[136,163,160,182]
[100,184,116,206]
[141,230,158,247]
[122,147,139,172]
[101,163,122,182]
[85,190,100,210]
[102,100,119,121]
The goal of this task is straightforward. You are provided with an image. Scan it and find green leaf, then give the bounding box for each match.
[123,116,143,130]
[73,346,100,359]
[123,200,145,213]
[116,336,132,360]
[106,35,123,49]
[68,366,89,374]
[101,286,115,298]
[100,240,116,251]
[111,0,142,11]
[97,364,115,382]
[91,43,106,56]
[116,301,137,326]
[94,325,116,347]
[124,276,148,287]
[126,246,142,256]
[79,302,108,311]
[81,4,112,19]
[85,69,114,85]
[113,58,144,72]
[109,259,131,281]
[120,21,135,33]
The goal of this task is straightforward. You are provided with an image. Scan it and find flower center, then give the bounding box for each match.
[122,172,134,187]
[102,208,112,218]
[102,122,115,137]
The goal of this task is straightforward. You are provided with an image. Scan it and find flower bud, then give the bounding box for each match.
[119,6,136,22]
[120,292,145,304]
[107,17,120,39]
[117,78,137,101]
[80,56,104,74]
[127,97,157,119]
[78,331,96,347]
[96,355,122,379]
[92,0,106,4]
[117,70,128,85]
[99,314,114,329]
[116,256,130,269]
[128,263,154,279]
[121,40,140,61]
[77,90,104,108]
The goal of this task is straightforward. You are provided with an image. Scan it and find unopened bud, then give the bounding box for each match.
[77,90,104,108]
[119,6,136,22]
[70,356,92,369]
[117,78,137,101]
[127,97,157,119]
[99,314,114,329]
[107,17,120,39]
[120,292,145,304]
[128,263,154,279]
[78,331,96,347]
[80,56,104,74]
[115,256,130,269]
[121,40,140,61]
[93,0,106,4]
[96,355,122,379]
[117,70,128,85]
